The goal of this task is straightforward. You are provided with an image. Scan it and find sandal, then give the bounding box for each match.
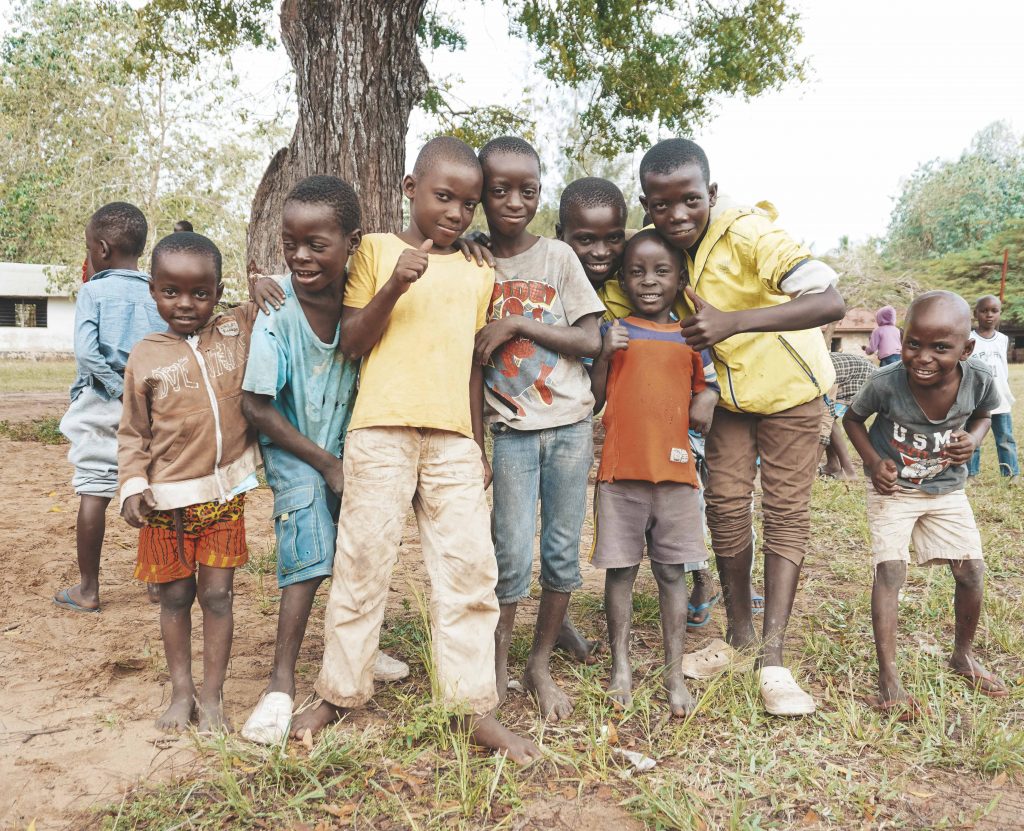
[757,666,816,716]
[681,638,736,679]
[952,665,1009,699]
[866,694,925,722]
[686,593,721,631]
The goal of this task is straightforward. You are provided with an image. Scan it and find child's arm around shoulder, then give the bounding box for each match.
[117,350,157,526]
[340,237,433,359]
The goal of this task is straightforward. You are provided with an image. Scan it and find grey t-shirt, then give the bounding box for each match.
[484,237,606,430]
[849,357,1000,494]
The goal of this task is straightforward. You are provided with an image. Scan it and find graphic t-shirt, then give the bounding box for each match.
[969,330,1013,414]
[344,233,494,439]
[597,317,707,486]
[242,275,359,457]
[485,237,606,430]
[849,357,1000,494]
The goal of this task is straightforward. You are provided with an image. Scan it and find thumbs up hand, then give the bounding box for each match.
[390,239,433,294]
[601,318,630,357]
[680,285,736,350]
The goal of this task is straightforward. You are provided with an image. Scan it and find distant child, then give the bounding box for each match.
[290,137,539,763]
[556,177,722,627]
[844,291,1008,715]
[863,305,901,366]
[588,230,718,715]
[968,295,1019,481]
[174,220,194,233]
[238,176,363,744]
[641,138,846,716]
[819,351,876,480]
[471,138,605,723]
[55,202,165,614]
[119,232,260,732]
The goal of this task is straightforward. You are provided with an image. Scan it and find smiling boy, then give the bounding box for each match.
[844,291,1008,713]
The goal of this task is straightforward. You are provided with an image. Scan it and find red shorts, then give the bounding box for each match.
[135,494,248,583]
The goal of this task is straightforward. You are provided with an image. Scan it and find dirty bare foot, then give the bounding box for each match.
[665,669,696,717]
[462,713,541,764]
[607,661,632,710]
[290,700,342,740]
[197,692,232,733]
[949,654,1009,698]
[147,583,161,604]
[523,662,572,722]
[555,617,602,665]
[156,688,196,732]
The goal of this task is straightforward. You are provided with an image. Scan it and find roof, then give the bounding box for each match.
[834,307,905,332]
[0,263,73,298]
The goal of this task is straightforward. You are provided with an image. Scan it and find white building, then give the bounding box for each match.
[0,263,76,355]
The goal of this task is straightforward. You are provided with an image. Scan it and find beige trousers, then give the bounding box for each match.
[315,426,499,715]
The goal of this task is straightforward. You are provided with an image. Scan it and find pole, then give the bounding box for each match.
[1000,247,1008,303]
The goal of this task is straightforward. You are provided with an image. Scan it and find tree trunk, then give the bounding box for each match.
[246,0,429,274]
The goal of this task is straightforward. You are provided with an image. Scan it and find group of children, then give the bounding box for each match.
[54,135,1011,759]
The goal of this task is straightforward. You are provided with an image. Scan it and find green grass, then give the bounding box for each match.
[0,415,66,443]
[0,358,75,392]
[93,366,1024,829]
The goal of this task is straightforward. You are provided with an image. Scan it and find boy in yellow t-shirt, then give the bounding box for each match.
[291,136,539,764]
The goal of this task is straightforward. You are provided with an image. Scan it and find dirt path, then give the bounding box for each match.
[0,392,66,422]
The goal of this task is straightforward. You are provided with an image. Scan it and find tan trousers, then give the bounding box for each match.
[704,398,823,565]
[315,427,500,715]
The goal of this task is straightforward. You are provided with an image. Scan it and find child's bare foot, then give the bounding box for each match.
[607,663,632,710]
[949,654,1009,698]
[462,713,541,764]
[156,689,196,732]
[289,700,342,739]
[523,663,572,722]
[146,583,161,604]
[555,618,602,665]
[665,669,696,717]
[197,694,232,733]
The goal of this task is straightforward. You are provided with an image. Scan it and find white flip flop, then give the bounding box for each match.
[374,650,410,682]
[241,691,294,744]
[681,638,736,679]
[757,666,816,716]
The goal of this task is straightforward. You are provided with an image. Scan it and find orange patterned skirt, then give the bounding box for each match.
[135,494,248,584]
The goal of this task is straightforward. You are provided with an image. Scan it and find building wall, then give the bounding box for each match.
[829,332,871,355]
[0,296,75,354]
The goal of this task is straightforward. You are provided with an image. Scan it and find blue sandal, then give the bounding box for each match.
[687,593,721,630]
[752,593,765,614]
[53,588,100,614]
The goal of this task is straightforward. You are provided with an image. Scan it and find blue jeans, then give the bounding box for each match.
[879,354,901,367]
[490,418,592,603]
[968,412,1020,477]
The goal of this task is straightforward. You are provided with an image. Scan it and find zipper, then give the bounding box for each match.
[777,334,823,395]
[723,364,747,412]
[186,335,228,502]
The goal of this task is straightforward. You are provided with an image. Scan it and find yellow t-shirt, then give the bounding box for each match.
[344,233,494,438]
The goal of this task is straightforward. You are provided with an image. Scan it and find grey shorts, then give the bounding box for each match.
[59,386,122,498]
[592,480,709,569]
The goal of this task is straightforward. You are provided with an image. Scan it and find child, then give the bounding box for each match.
[641,138,846,716]
[238,176,364,744]
[471,137,605,723]
[844,290,1008,714]
[588,230,717,715]
[967,295,1019,481]
[819,351,876,480]
[119,232,260,731]
[863,305,902,366]
[556,177,723,628]
[290,137,539,763]
[55,202,165,613]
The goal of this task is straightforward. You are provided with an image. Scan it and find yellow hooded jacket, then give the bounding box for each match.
[683,197,835,415]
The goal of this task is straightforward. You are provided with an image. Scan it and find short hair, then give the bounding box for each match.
[639,139,711,186]
[285,175,361,233]
[558,177,627,228]
[151,232,222,284]
[477,136,541,172]
[412,136,480,177]
[89,202,147,256]
[975,294,1000,309]
[906,290,971,335]
[621,228,682,268]
[173,219,194,233]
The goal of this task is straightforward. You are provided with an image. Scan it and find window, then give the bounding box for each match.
[830,337,842,352]
[0,297,48,327]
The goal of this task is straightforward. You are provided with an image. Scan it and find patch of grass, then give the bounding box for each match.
[0,358,75,392]
[0,415,66,444]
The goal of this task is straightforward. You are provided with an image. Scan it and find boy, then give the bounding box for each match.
[471,137,605,723]
[967,295,1019,482]
[291,137,539,763]
[641,138,846,716]
[239,176,363,744]
[55,202,165,613]
[844,291,1008,714]
[588,230,718,715]
[119,232,260,731]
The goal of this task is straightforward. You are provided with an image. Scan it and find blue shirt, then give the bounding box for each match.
[241,275,359,457]
[70,269,166,402]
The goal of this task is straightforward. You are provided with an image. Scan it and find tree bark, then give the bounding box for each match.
[246,0,429,273]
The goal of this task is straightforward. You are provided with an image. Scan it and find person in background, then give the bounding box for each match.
[863,305,902,366]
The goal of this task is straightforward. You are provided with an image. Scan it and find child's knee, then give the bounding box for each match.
[951,559,985,591]
[159,579,196,612]
[651,561,686,586]
[198,582,234,616]
[873,560,907,591]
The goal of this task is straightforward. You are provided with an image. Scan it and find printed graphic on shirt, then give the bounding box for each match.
[485,279,561,417]
[888,421,953,484]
